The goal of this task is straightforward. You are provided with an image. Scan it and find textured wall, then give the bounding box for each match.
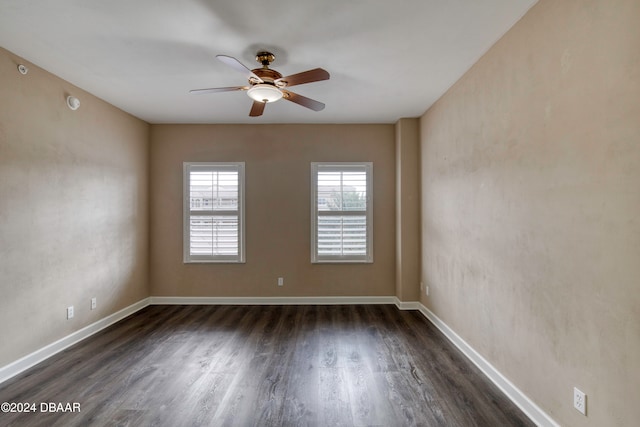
[419,0,640,425]
[395,118,420,302]
[0,48,149,367]
[149,124,395,298]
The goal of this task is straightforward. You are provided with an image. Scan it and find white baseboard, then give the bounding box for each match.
[416,303,559,427]
[150,295,398,306]
[0,298,150,384]
[394,298,421,310]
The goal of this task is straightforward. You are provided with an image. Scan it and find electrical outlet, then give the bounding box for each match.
[91,297,97,310]
[426,286,430,296]
[67,306,74,319]
[573,387,586,415]
[278,277,284,287]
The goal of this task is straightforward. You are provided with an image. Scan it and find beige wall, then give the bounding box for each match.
[419,0,640,426]
[395,118,420,302]
[150,124,396,297]
[0,48,149,367]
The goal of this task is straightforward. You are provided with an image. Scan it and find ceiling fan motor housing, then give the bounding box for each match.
[249,68,283,85]
[248,53,284,103]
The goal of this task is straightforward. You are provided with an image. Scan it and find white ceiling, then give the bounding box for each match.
[0,0,536,124]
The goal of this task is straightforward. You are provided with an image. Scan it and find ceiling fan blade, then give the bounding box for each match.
[249,100,266,117]
[282,90,325,111]
[189,86,248,95]
[216,55,263,83]
[275,68,330,88]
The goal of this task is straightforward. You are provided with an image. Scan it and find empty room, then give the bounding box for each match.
[0,0,638,426]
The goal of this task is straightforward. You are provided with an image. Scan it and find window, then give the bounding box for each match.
[311,162,373,263]
[183,162,245,263]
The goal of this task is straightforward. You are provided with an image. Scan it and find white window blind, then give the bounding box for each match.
[183,162,245,263]
[311,162,373,263]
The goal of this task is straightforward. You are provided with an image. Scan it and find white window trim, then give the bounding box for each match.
[183,162,245,263]
[311,162,373,264]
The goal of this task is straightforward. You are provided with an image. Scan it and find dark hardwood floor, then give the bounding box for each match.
[0,305,534,427]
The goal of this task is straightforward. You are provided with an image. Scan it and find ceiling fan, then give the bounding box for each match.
[190,51,330,117]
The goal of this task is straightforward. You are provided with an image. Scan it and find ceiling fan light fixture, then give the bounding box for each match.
[247,84,283,103]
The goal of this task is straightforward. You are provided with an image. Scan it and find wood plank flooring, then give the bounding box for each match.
[0,305,534,426]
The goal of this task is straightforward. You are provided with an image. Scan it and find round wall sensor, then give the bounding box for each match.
[18,64,28,75]
[66,96,80,111]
